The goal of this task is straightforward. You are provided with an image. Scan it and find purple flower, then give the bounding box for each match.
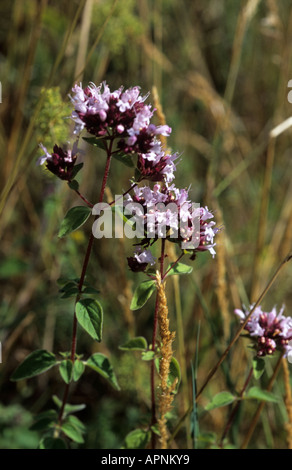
[70,81,154,141]
[235,305,292,357]
[37,142,80,181]
[127,247,156,272]
[137,147,179,183]
[124,183,219,257]
[69,82,174,170]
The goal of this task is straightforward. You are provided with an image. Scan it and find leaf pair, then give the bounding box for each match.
[130,262,193,311]
[205,387,279,411]
[11,349,120,391]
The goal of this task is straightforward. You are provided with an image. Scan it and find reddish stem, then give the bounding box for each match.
[219,367,253,446]
[58,142,113,427]
[74,189,94,208]
[162,251,185,280]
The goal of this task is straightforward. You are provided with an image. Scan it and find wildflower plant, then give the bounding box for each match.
[11,79,291,450]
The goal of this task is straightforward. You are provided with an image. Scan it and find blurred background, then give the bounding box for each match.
[1,0,292,449]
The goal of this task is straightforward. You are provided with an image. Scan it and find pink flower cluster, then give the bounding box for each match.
[38,81,219,271]
[69,81,219,269]
[38,143,79,181]
[235,305,292,357]
[125,183,218,260]
[70,81,177,184]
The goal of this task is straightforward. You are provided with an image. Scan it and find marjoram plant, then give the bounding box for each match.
[11,81,292,449]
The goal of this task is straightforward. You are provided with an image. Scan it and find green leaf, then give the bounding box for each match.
[130,279,156,311]
[68,180,79,191]
[82,286,100,295]
[38,437,67,449]
[67,414,86,433]
[58,206,91,238]
[30,410,58,431]
[76,298,103,342]
[119,336,148,351]
[245,386,279,403]
[86,353,120,390]
[82,136,106,150]
[155,356,181,393]
[252,356,266,380]
[167,357,181,391]
[111,204,136,228]
[112,152,134,167]
[205,391,236,411]
[70,162,84,179]
[59,359,73,384]
[73,360,85,382]
[141,350,155,361]
[61,415,85,444]
[11,350,57,381]
[57,277,79,286]
[121,428,151,449]
[165,262,193,277]
[52,395,86,415]
[59,281,79,299]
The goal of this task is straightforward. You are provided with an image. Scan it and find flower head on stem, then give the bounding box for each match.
[235,304,292,357]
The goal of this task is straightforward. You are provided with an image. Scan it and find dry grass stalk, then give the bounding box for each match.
[152,85,168,151]
[282,358,292,449]
[213,202,230,340]
[156,271,177,449]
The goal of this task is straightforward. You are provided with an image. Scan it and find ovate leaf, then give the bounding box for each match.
[38,437,67,449]
[205,391,236,411]
[82,136,106,150]
[112,152,134,167]
[130,280,156,311]
[141,350,155,361]
[86,353,120,390]
[11,350,57,381]
[70,163,84,179]
[52,395,86,415]
[68,180,79,191]
[165,262,193,277]
[61,415,86,444]
[76,298,103,342]
[252,357,266,380]
[73,359,85,382]
[30,410,58,431]
[121,429,151,449]
[59,359,73,384]
[58,206,91,238]
[245,386,279,403]
[155,356,181,393]
[119,337,148,351]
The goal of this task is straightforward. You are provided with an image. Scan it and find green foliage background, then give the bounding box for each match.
[1,0,292,449]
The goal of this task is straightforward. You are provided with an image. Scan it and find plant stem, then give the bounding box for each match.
[108,182,138,206]
[240,352,284,449]
[167,253,292,445]
[57,144,113,428]
[219,366,253,446]
[74,188,94,208]
[150,237,166,448]
[162,251,184,279]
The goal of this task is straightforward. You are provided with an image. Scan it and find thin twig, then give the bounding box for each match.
[168,253,292,444]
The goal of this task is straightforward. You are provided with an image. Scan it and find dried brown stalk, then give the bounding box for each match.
[282,358,292,449]
[156,271,177,449]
